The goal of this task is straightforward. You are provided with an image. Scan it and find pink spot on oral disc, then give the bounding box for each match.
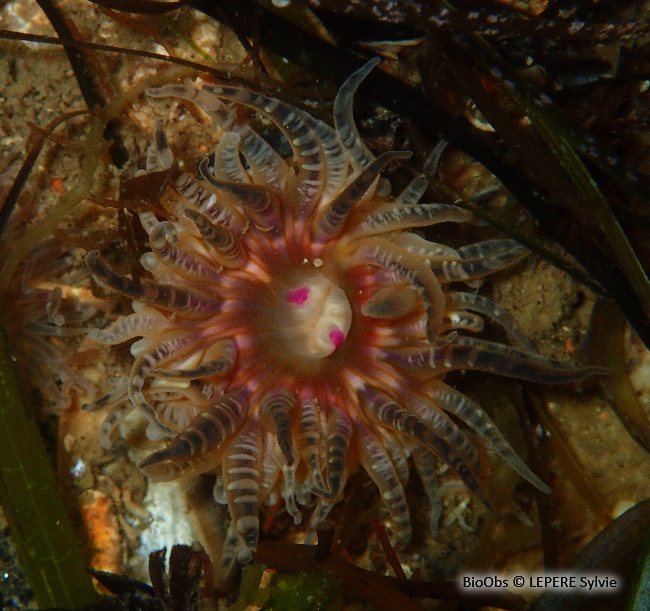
[329,327,345,349]
[287,286,309,306]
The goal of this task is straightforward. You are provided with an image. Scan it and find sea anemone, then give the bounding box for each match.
[1,238,97,411]
[84,59,606,578]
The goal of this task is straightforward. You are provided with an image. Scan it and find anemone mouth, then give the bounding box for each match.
[242,267,354,377]
[281,273,352,359]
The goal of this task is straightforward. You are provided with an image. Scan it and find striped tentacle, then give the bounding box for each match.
[138,387,250,480]
[333,58,378,171]
[96,404,134,450]
[429,381,550,492]
[360,385,489,506]
[442,310,485,335]
[83,377,132,450]
[175,381,228,414]
[197,158,281,231]
[313,405,353,501]
[259,431,281,502]
[128,329,209,432]
[83,377,129,413]
[308,499,337,536]
[144,118,174,172]
[348,238,445,343]
[394,140,447,205]
[149,395,200,433]
[357,423,411,545]
[411,446,444,535]
[447,291,536,352]
[259,389,302,524]
[361,284,419,319]
[213,131,249,184]
[350,202,471,239]
[236,126,289,194]
[313,151,411,242]
[91,309,169,345]
[404,390,482,474]
[379,428,411,487]
[86,251,221,317]
[384,336,609,383]
[173,173,248,235]
[221,417,262,563]
[260,388,297,469]
[202,84,326,214]
[149,337,236,379]
[215,522,242,585]
[145,221,224,282]
[394,232,461,260]
[183,208,246,268]
[301,113,348,207]
[147,83,289,193]
[299,396,327,493]
[432,239,529,284]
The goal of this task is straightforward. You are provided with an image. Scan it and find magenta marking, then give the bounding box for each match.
[287,286,310,306]
[329,327,345,349]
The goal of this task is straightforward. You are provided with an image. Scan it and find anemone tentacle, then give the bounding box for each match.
[434,239,530,283]
[394,232,461,260]
[359,386,486,504]
[358,423,411,545]
[149,337,236,379]
[395,140,448,206]
[213,131,250,185]
[201,83,326,214]
[260,388,298,469]
[349,237,445,342]
[351,202,472,238]
[145,118,174,172]
[139,388,249,472]
[412,446,444,535]
[314,404,353,501]
[181,208,246,269]
[197,158,281,231]
[173,173,248,235]
[221,416,262,563]
[91,310,169,345]
[299,396,327,492]
[313,151,412,241]
[86,251,222,316]
[301,113,348,205]
[148,220,226,281]
[333,58,378,170]
[428,381,550,492]
[447,291,536,351]
[385,336,608,383]
[147,84,289,193]
[443,309,486,334]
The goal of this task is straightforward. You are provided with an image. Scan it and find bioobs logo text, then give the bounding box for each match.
[462,575,510,590]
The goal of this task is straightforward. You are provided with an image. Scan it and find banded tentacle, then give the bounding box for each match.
[357,422,411,545]
[200,83,326,215]
[428,381,550,492]
[147,83,289,193]
[139,387,250,481]
[260,389,302,525]
[350,238,445,343]
[360,385,489,505]
[221,417,262,563]
[384,336,609,383]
